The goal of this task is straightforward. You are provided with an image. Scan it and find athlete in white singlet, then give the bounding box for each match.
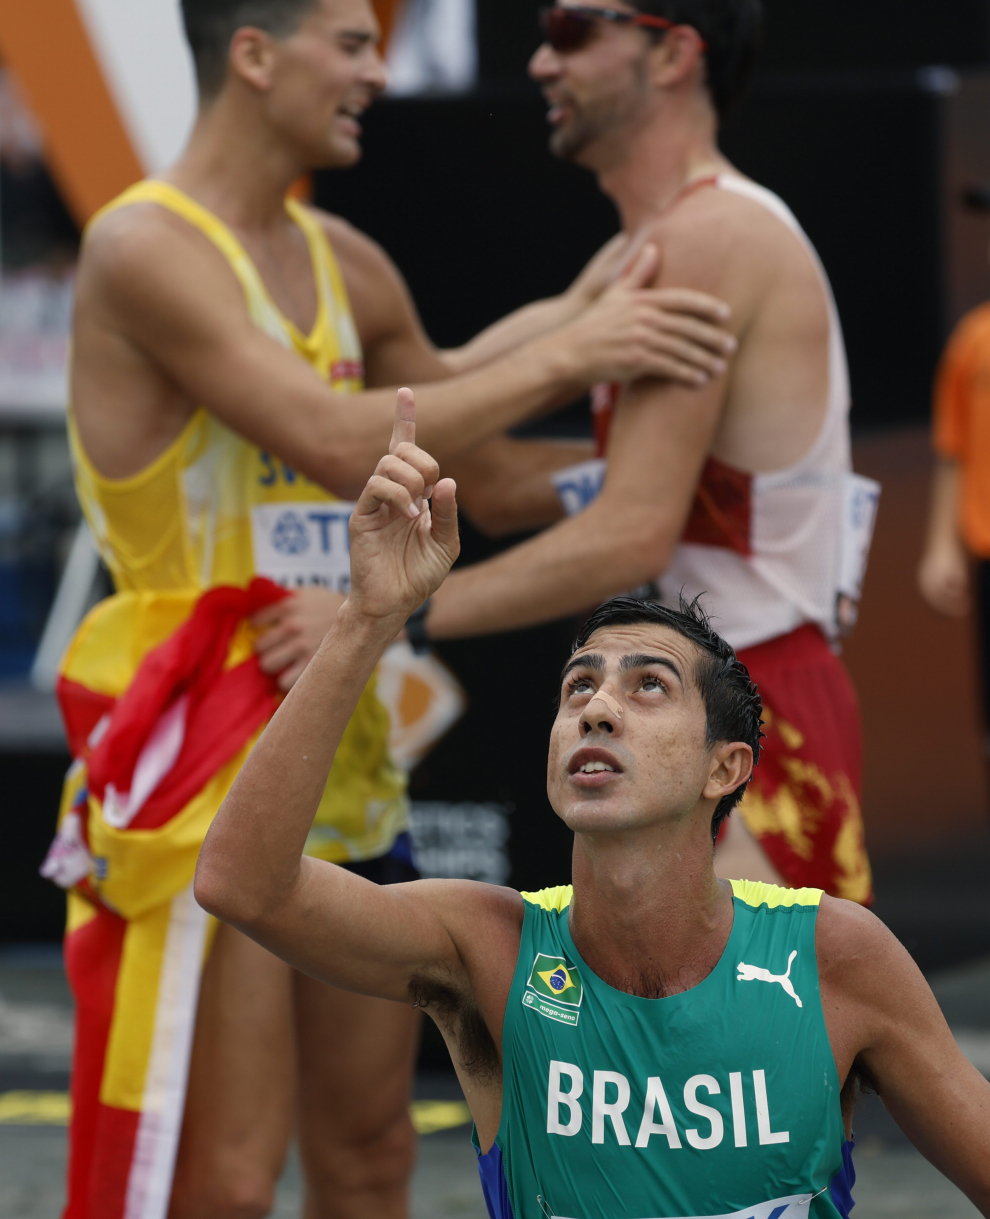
[421,0,874,904]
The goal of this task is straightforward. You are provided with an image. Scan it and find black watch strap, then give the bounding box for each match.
[405,598,432,656]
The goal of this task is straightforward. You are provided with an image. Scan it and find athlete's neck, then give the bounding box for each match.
[568,817,733,999]
[594,94,729,233]
[164,92,308,231]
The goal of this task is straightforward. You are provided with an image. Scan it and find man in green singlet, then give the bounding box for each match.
[197,396,990,1219]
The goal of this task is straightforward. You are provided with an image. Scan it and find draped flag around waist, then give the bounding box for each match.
[43,578,288,1219]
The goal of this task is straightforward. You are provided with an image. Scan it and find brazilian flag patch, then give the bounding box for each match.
[523,953,584,1027]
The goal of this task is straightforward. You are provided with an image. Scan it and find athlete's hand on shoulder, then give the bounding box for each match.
[346,389,459,624]
[557,243,736,388]
[252,588,347,691]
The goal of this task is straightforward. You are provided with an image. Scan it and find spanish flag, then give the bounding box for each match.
[44,579,288,1219]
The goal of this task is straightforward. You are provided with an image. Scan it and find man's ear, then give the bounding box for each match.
[229,26,279,93]
[648,25,707,93]
[702,741,753,804]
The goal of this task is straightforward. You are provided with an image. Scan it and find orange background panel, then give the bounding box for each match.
[372,0,405,49]
[0,0,143,225]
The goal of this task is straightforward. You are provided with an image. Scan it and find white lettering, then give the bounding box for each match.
[592,1071,631,1145]
[753,1069,789,1145]
[683,1074,724,1150]
[547,1061,584,1136]
[634,1076,682,1149]
[729,1071,747,1148]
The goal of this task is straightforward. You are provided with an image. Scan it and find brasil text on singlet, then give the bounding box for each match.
[475,881,854,1219]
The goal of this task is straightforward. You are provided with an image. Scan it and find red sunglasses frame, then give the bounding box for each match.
[538,6,708,53]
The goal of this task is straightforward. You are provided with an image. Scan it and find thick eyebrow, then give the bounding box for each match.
[560,652,606,683]
[337,29,377,44]
[620,652,683,685]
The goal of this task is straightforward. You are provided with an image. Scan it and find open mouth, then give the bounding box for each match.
[336,101,367,134]
[543,92,572,126]
[569,747,623,783]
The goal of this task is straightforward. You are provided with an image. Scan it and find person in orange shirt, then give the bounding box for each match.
[919,302,990,742]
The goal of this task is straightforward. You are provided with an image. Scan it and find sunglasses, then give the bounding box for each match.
[538,5,707,53]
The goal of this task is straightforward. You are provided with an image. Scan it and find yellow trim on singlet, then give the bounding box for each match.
[522,886,574,912]
[88,181,338,359]
[729,879,823,908]
[522,881,822,913]
[68,405,203,495]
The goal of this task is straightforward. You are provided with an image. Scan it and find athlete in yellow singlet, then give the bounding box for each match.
[73,183,406,864]
[65,0,736,1214]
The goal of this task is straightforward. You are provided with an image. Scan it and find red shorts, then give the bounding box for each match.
[735,624,873,905]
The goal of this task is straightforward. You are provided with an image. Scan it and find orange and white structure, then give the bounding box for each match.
[0,0,475,226]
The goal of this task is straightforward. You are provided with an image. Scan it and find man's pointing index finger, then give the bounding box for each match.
[390,387,416,454]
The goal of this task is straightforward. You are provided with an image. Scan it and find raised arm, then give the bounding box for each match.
[195,391,470,999]
[818,899,990,1215]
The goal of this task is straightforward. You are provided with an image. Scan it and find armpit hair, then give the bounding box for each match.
[409,972,500,1082]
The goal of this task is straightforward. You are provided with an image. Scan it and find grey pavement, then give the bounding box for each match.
[1,949,988,1219]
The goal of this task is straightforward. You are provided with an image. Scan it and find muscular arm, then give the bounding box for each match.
[74,206,701,500]
[424,205,761,638]
[818,899,990,1214]
[427,374,726,636]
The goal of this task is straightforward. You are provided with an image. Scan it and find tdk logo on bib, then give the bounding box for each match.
[271,512,310,556]
[523,953,584,1027]
[251,501,357,591]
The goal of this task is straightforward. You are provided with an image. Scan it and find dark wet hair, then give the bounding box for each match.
[571,594,763,841]
[181,0,318,97]
[630,0,763,118]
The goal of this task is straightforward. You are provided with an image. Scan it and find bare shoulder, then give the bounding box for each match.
[410,878,526,944]
[816,894,932,1015]
[817,895,906,975]
[79,200,243,323]
[83,201,214,285]
[648,177,808,305]
[399,880,525,1026]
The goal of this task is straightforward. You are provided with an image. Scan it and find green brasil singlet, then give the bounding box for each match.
[475,880,853,1219]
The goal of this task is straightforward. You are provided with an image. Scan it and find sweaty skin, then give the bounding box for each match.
[196,399,990,1215]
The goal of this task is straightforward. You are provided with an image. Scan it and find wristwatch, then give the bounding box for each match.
[405,599,432,655]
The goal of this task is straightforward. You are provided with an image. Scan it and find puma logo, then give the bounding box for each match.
[736,950,803,1008]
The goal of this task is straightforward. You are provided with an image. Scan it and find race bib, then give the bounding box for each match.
[838,474,881,601]
[553,458,607,517]
[251,501,357,592]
